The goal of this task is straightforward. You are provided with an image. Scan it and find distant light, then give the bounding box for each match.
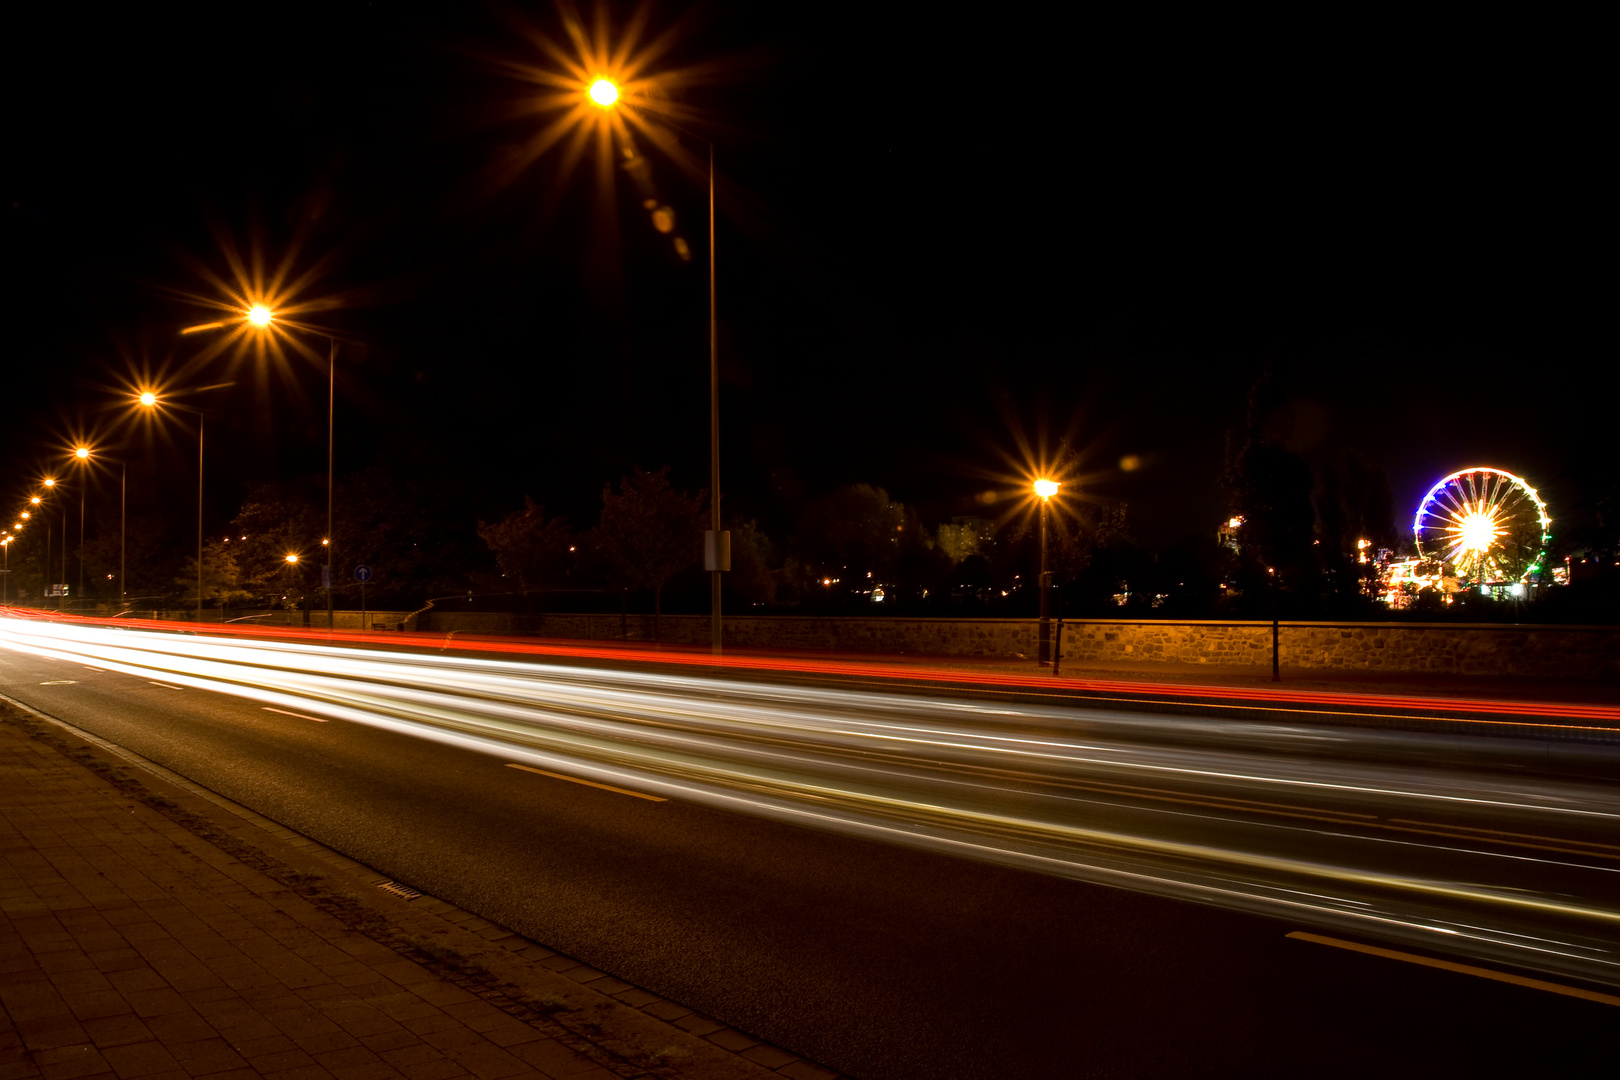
[321,539,329,546]
[74,447,90,459]
[1033,478,1061,500]
[588,78,620,107]
[43,479,55,487]
[139,391,157,407]
[285,554,299,563]
[21,513,29,520]
[30,497,40,504]
[247,304,274,327]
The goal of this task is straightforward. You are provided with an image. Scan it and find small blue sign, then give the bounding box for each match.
[354,564,374,583]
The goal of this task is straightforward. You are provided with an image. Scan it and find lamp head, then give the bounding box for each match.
[1033,478,1061,501]
[247,304,274,328]
[588,77,620,108]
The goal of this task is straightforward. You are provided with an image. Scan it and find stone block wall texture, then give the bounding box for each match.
[412,612,1619,681]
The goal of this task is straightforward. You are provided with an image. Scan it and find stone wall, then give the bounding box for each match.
[412,612,1620,681]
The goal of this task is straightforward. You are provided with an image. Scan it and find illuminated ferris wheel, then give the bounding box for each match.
[1413,467,1551,584]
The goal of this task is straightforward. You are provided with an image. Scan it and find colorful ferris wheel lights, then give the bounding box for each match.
[1413,467,1551,585]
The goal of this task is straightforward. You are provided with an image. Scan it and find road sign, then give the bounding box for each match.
[354,564,373,583]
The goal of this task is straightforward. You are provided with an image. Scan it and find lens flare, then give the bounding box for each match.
[588,77,619,107]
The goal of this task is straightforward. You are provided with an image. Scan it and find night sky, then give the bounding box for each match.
[4,4,1605,553]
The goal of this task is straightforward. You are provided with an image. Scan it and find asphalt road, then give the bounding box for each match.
[2,623,1616,1079]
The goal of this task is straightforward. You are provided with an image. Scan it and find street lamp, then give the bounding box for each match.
[135,390,210,622]
[1034,478,1061,665]
[589,77,727,654]
[240,306,339,631]
[71,448,92,606]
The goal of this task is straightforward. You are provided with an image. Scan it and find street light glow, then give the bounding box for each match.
[1033,478,1061,501]
[139,391,158,407]
[588,77,620,107]
[44,479,55,487]
[75,447,91,460]
[285,553,299,564]
[247,304,275,328]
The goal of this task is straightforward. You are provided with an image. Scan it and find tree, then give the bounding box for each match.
[174,539,255,609]
[725,519,777,608]
[1222,370,1319,612]
[595,468,704,626]
[477,498,575,605]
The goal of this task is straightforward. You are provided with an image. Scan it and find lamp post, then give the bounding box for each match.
[1033,478,1061,665]
[69,447,127,609]
[588,79,726,653]
[242,307,338,631]
[135,391,211,622]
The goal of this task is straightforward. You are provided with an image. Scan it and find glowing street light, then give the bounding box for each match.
[1033,478,1062,666]
[139,391,157,407]
[586,70,728,652]
[285,553,300,564]
[241,306,340,630]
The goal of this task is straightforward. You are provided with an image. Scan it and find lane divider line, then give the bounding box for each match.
[262,707,329,724]
[1285,931,1620,1007]
[148,681,185,690]
[505,762,667,802]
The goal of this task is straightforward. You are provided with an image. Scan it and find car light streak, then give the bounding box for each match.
[5,614,1620,990]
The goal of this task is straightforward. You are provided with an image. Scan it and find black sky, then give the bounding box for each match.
[3,3,1606,551]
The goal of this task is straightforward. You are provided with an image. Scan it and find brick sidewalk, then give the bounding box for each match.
[0,710,836,1080]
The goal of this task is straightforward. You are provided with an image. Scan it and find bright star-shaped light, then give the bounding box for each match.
[247,304,274,327]
[1455,508,1499,554]
[588,78,620,107]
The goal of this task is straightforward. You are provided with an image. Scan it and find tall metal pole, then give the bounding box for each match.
[120,463,126,607]
[78,486,85,606]
[61,509,66,611]
[1038,498,1050,664]
[197,417,205,625]
[327,336,335,631]
[708,143,722,656]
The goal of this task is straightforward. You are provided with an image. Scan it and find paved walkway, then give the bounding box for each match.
[0,706,839,1080]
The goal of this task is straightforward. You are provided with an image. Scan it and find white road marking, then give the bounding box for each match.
[148,681,185,690]
[263,707,329,723]
[505,762,667,802]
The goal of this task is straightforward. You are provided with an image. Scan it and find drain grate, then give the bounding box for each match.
[376,880,423,901]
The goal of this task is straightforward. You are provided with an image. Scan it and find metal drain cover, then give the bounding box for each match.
[376,880,422,900]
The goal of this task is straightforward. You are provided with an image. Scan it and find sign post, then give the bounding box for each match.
[354,565,373,630]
